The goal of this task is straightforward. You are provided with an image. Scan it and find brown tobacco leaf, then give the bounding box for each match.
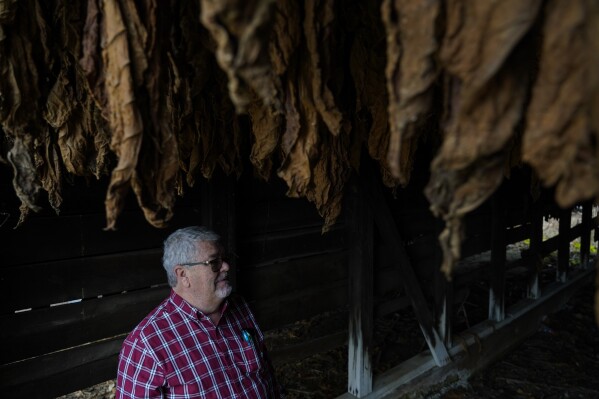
[347,0,396,187]
[6,137,42,216]
[426,0,541,277]
[278,67,316,200]
[80,0,102,94]
[268,0,301,76]
[382,0,439,186]
[0,0,18,25]
[275,0,350,231]
[0,0,56,222]
[248,98,282,179]
[277,57,349,232]
[248,0,301,180]
[129,1,179,229]
[523,0,599,209]
[303,0,343,137]
[199,0,280,114]
[176,1,242,189]
[102,0,144,230]
[441,0,542,112]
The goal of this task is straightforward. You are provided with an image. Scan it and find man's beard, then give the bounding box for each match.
[215,274,232,298]
[216,282,232,298]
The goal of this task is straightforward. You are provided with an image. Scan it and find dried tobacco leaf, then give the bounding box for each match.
[277,66,316,200]
[347,0,396,186]
[7,137,42,215]
[277,48,349,232]
[268,0,300,76]
[303,0,344,137]
[101,0,144,230]
[130,0,180,228]
[199,0,280,114]
[382,0,439,186]
[247,0,301,180]
[248,97,282,179]
[425,0,541,277]
[1,0,57,222]
[523,0,599,209]
[0,0,18,25]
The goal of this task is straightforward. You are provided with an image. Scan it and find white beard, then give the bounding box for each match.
[216,282,232,298]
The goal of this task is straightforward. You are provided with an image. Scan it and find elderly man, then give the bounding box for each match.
[116,226,280,398]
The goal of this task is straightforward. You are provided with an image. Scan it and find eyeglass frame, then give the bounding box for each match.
[179,257,226,273]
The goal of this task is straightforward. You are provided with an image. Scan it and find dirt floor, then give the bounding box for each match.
[441,280,599,399]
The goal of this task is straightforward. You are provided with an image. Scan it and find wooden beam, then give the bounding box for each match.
[358,164,450,367]
[489,189,506,322]
[557,208,571,282]
[346,182,374,397]
[0,335,124,398]
[335,267,594,399]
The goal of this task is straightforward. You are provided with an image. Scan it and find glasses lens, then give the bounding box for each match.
[210,257,224,272]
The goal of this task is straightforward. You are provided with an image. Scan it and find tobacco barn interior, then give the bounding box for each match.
[1,0,598,398]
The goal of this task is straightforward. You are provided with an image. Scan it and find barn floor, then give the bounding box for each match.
[440,279,599,399]
[271,272,599,399]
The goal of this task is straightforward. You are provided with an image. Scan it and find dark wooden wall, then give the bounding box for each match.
[0,168,203,398]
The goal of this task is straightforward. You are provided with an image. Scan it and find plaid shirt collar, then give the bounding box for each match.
[168,289,229,323]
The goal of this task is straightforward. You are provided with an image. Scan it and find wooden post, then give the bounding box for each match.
[580,202,592,269]
[489,189,506,322]
[346,181,374,398]
[527,200,543,299]
[433,219,453,347]
[358,163,451,367]
[557,208,571,283]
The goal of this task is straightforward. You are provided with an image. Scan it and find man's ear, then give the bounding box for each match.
[174,266,190,287]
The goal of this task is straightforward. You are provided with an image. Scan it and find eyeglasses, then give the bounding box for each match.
[180,257,225,272]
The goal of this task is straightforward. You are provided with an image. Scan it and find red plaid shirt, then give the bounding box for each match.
[116,291,280,398]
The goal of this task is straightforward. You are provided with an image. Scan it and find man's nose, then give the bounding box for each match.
[220,259,230,272]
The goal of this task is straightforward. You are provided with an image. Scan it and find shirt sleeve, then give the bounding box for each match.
[116,336,164,399]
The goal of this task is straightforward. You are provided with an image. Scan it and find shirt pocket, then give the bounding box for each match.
[232,340,263,374]
[169,381,219,399]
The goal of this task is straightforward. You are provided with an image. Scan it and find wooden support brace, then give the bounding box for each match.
[433,219,453,347]
[489,189,506,322]
[358,165,451,367]
[346,182,374,397]
[557,208,571,283]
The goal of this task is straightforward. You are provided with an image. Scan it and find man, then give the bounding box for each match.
[116,226,280,398]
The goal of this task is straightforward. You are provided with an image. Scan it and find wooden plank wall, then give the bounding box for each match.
[0,168,205,398]
[235,176,347,330]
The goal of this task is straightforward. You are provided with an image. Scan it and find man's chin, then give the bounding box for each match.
[216,283,232,299]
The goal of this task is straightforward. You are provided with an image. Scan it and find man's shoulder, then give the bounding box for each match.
[124,295,174,344]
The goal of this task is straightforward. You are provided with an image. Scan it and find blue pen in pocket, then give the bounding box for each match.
[242,329,253,345]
